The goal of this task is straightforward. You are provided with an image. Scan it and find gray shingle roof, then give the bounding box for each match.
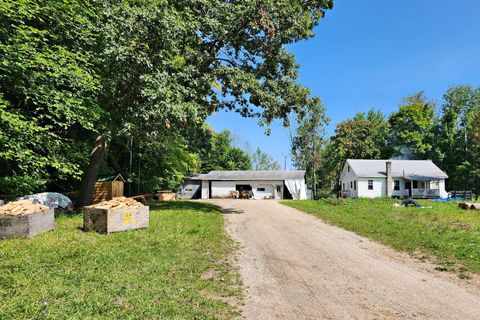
[347,159,448,180]
[191,170,306,181]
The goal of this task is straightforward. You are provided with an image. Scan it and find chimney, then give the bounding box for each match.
[386,161,393,197]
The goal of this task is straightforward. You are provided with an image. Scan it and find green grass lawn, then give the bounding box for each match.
[0,201,241,319]
[282,198,480,275]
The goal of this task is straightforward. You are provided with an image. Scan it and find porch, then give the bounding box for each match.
[404,180,441,199]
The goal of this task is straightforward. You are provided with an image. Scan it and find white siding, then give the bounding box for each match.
[358,177,386,198]
[339,162,359,198]
[340,160,448,199]
[392,178,406,197]
[201,180,209,199]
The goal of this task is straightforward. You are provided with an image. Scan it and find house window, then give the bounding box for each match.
[348,166,350,172]
[185,188,193,192]
[350,181,353,188]
[394,180,400,191]
[412,181,418,189]
[342,183,345,190]
[354,181,357,190]
[419,181,426,189]
[368,180,373,190]
[257,187,266,191]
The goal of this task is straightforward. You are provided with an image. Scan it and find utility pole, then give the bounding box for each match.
[313,141,317,199]
[128,137,133,196]
[137,144,141,196]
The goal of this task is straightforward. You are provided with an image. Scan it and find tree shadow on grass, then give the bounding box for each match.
[148,201,222,214]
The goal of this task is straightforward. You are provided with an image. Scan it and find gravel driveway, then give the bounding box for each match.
[209,199,480,320]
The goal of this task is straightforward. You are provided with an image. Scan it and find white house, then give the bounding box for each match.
[179,170,307,200]
[339,159,448,199]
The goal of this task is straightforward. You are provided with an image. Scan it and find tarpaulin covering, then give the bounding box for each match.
[18,192,73,211]
[285,179,303,200]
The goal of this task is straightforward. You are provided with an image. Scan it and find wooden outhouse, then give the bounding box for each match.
[92,174,125,204]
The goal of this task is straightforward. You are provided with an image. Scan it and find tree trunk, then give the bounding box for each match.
[77,134,110,206]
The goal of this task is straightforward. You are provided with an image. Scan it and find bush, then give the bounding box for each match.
[0,173,46,200]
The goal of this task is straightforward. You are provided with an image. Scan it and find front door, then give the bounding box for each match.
[405,181,412,197]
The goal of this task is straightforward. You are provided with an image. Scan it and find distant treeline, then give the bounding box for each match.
[292,86,480,197]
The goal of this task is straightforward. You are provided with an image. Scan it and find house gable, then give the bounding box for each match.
[339,160,359,182]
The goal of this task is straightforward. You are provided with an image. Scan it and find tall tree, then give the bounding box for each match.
[198,130,252,172]
[76,0,334,205]
[388,92,435,159]
[468,111,480,195]
[433,85,480,192]
[322,109,392,191]
[0,0,101,199]
[290,98,328,197]
[252,147,281,170]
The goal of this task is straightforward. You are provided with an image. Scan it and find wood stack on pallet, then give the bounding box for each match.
[157,191,176,201]
[0,200,49,216]
[84,197,149,234]
[0,200,54,239]
[458,202,480,210]
[87,197,144,210]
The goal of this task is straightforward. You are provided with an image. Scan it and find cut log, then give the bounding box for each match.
[469,203,480,210]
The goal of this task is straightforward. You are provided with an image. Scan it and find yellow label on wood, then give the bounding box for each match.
[123,211,135,225]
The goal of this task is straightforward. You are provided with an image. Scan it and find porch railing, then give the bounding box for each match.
[412,188,440,197]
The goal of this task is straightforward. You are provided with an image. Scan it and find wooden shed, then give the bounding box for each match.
[92,174,125,204]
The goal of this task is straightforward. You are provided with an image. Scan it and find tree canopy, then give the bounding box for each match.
[388,92,435,159]
[0,0,101,198]
[0,0,334,201]
[433,85,480,193]
[251,147,281,171]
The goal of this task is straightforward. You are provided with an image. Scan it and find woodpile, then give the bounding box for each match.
[157,192,176,201]
[458,202,480,210]
[0,200,49,216]
[86,197,144,210]
[229,191,240,199]
[239,190,253,199]
[83,197,149,234]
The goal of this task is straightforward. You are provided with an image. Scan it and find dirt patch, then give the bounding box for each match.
[200,269,218,281]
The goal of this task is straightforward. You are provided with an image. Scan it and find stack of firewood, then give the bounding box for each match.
[229,191,240,199]
[0,200,49,216]
[87,197,144,210]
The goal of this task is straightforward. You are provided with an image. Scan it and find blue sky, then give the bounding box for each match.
[207,0,480,168]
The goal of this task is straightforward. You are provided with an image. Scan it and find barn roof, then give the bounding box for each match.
[346,159,448,180]
[192,170,306,181]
